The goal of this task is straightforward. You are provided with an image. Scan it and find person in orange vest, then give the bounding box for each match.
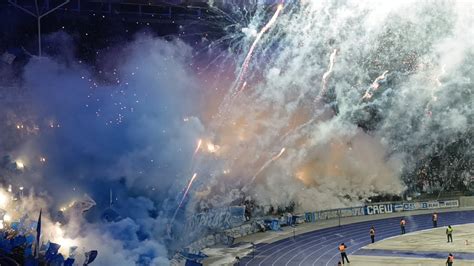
[432,212,438,228]
[400,218,406,234]
[446,225,453,243]
[338,243,350,264]
[369,226,375,243]
[446,253,454,266]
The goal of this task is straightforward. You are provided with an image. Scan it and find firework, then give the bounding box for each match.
[319,49,338,97]
[171,173,198,224]
[233,3,284,97]
[248,147,286,185]
[193,139,203,156]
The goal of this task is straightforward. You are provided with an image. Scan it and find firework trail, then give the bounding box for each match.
[247,147,286,186]
[425,65,446,116]
[171,173,198,225]
[319,48,338,97]
[361,70,389,100]
[192,139,202,161]
[216,2,285,120]
[233,3,284,96]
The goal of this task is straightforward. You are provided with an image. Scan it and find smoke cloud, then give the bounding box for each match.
[0,0,472,263]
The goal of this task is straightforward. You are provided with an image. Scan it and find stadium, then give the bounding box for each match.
[0,0,472,265]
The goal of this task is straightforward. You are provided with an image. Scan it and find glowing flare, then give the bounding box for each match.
[53,223,78,256]
[206,142,220,153]
[0,191,8,208]
[3,214,11,222]
[16,160,25,169]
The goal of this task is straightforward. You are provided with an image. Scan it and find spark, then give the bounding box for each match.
[193,139,203,156]
[171,173,198,225]
[319,49,338,97]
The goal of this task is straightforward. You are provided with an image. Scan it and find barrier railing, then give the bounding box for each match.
[304,199,460,223]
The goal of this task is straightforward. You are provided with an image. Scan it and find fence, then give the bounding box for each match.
[304,199,460,223]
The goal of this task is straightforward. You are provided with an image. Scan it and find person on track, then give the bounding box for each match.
[338,243,350,264]
[369,226,375,243]
[446,253,454,266]
[400,218,406,234]
[446,225,454,243]
[432,212,438,228]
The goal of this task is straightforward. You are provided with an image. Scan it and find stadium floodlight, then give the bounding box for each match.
[8,0,71,57]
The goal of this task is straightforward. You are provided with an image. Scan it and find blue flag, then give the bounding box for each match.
[84,250,98,265]
[64,258,75,266]
[45,242,61,261]
[35,209,42,258]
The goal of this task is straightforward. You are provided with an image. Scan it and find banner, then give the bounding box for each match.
[314,206,365,220]
[365,204,394,215]
[186,206,245,231]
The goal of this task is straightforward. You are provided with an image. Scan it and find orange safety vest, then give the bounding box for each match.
[448,255,454,262]
[338,245,346,252]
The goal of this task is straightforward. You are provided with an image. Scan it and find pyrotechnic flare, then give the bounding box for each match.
[171,173,198,224]
[319,49,338,97]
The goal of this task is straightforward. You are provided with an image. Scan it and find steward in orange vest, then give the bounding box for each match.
[369,226,375,243]
[338,243,350,264]
[400,218,406,234]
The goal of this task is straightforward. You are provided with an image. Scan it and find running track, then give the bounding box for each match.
[239,210,474,265]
